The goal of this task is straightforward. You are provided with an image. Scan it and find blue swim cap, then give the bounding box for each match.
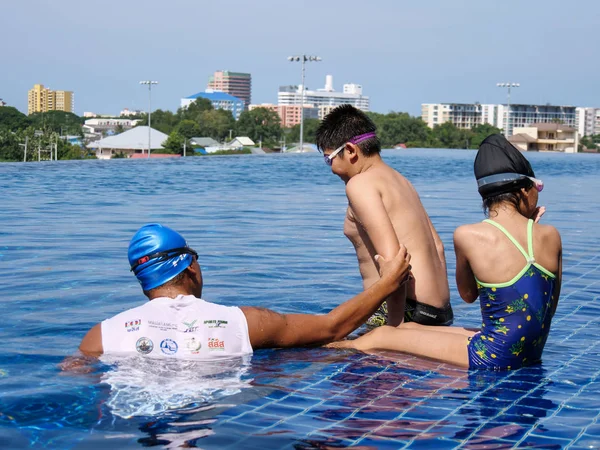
[128,224,195,291]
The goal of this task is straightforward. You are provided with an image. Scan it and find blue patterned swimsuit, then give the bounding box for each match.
[467,219,556,370]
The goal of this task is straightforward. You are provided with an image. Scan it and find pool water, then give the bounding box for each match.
[1,149,599,449]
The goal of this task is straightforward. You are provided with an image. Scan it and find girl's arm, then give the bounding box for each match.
[453,226,479,303]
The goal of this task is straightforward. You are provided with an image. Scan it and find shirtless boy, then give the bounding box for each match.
[315,105,452,326]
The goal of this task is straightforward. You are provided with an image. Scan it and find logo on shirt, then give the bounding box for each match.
[204,319,228,329]
[208,338,225,351]
[136,337,153,354]
[160,339,178,355]
[125,319,142,332]
[182,319,199,333]
[148,320,177,332]
[185,337,202,354]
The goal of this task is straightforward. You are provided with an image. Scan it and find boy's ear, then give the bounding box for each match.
[346,143,360,157]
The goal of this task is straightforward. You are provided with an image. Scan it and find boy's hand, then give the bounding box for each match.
[374,245,411,289]
[531,206,546,223]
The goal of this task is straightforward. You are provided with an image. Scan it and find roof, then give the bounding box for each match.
[509,133,537,143]
[190,137,220,147]
[529,123,576,132]
[130,153,181,159]
[185,91,243,102]
[87,126,168,150]
[229,137,255,146]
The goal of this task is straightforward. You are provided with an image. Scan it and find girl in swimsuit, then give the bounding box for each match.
[329,134,563,370]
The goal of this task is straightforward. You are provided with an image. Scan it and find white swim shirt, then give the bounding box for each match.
[101,295,253,359]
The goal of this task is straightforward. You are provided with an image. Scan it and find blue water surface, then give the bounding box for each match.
[1,149,599,449]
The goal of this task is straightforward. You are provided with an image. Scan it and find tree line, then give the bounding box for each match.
[0,101,506,161]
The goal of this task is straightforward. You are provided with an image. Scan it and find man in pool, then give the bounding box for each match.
[78,223,411,358]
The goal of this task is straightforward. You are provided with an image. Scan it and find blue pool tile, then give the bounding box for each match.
[353,407,401,421]
[304,405,355,422]
[278,394,322,409]
[218,404,259,418]
[232,411,284,428]
[406,436,461,449]
[259,403,305,418]
[402,405,453,421]
[517,433,572,449]
[318,425,371,441]
[353,436,410,449]
[584,424,600,437]
[265,390,289,400]
[570,436,600,450]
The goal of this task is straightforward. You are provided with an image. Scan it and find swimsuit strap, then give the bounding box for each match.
[483,219,534,264]
[527,218,535,261]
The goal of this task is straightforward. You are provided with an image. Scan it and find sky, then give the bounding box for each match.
[2,0,599,117]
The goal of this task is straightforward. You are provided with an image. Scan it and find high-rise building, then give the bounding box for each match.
[27,84,74,115]
[181,90,245,120]
[576,107,600,137]
[207,71,251,109]
[422,102,578,136]
[278,75,369,118]
[248,103,319,128]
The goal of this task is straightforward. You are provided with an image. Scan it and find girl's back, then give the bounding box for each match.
[456,216,562,369]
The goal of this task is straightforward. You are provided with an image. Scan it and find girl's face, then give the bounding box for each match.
[520,185,539,217]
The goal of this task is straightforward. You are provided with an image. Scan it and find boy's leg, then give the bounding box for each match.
[328,325,473,368]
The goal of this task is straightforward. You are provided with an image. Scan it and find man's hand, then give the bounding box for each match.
[374,244,411,289]
[531,206,546,223]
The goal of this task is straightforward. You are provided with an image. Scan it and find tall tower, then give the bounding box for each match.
[27,84,74,115]
[207,71,251,109]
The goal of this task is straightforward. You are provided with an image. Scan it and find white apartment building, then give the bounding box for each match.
[422,102,578,136]
[278,75,369,118]
[576,107,600,136]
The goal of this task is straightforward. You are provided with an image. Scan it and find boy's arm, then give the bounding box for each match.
[426,213,447,271]
[346,177,406,325]
[453,226,479,303]
[242,247,411,349]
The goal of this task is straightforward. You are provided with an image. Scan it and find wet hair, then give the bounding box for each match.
[143,270,186,298]
[482,178,534,217]
[315,104,380,156]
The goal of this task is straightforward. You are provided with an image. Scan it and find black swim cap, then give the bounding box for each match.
[474,134,535,199]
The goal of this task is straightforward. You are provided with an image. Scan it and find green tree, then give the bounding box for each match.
[137,109,178,134]
[176,120,202,139]
[161,131,185,154]
[368,112,433,148]
[287,118,320,143]
[0,107,31,131]
[431,122,472,149]
[29,111,83,136]
[235,107,281,146]
[469,124,502,149]
[177,98,214,122]
[199,109,235,141]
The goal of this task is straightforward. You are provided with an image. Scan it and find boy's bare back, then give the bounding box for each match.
[344,162,450,311]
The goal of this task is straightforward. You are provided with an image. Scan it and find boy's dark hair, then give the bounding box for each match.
[482,179,535,218]
[315,105,380,156]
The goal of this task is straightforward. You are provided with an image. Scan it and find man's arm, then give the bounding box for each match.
[241,246,411,349]
[79,323,103,356]
[453,226,479,303]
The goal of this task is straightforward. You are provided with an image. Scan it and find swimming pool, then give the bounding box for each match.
[1,149,599,449]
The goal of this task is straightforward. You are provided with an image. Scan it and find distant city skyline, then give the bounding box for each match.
[2,0,599,117]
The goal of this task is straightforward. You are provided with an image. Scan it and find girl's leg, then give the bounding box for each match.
[398,322,479,337]
[328,325,474,368]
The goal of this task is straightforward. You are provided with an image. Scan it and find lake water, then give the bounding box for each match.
[1,149,599,449]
